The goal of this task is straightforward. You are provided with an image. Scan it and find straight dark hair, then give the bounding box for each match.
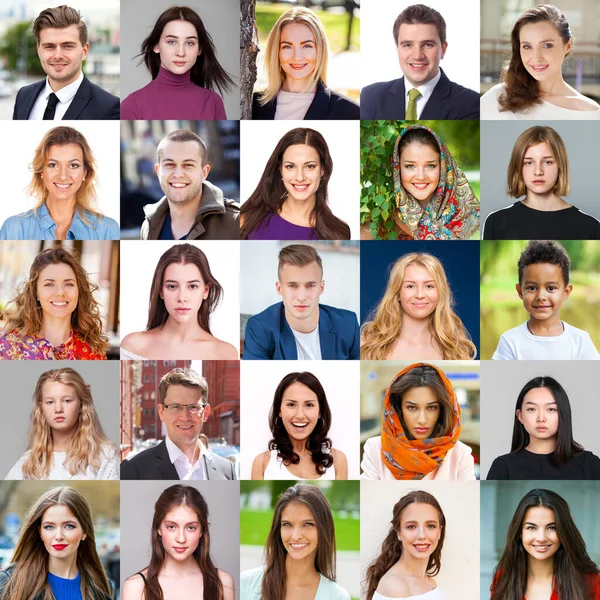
[262,484,336,600]
[268,372,333,475]
[511,376,583,467]
[491,488,599,600]
[240,128,351,240]
[138,6,233,95]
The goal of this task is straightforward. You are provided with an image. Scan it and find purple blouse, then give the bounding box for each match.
[248,212,317,240]
[120,66,226,120]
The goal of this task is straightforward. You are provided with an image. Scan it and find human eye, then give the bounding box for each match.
[525,285,536,292]
[170,404,182,412]
[47,161,57,169]
[304,522,315,527]
[166,283,177,291]
[543,43,554,49]
[186,41,196,46]
[187,525,198,531]
[281,522,291,528]
[547,285,557,292]
[427,405,439,411]
[424,42,434,48]
[427,523,438,529]
[401,43,412,49]
[45,399,54,405]
[526,407,535,412]
[43,525,54,530]
[189,283,199,290]
[285,401,296,408]
[521,43,531,50]
[426,163,438,169]
[69,163,81,169]
[544,160,554,166]
[526,525,535,530]
[406,405,416,411]
[403,164,415,170]
[406,524,416,529]
[305,402,315,408]
[548,525,556,530]
[306,163,317,170]
[65,523,76,529]
[547,407,558,412]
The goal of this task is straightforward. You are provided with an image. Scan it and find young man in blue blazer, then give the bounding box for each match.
[243,245,360,360]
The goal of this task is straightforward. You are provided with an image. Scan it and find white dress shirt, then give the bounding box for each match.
[404,70,441,118]
[165,435,208,480]
[28,71,84,120]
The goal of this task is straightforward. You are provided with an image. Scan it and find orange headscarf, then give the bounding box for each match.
[380,363,462,480]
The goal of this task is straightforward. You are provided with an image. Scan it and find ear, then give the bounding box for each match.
[81,42,90,60]
[516,283,523,299]
[516,409,523,424]
[155,162,160,177]
[202,163,211,180]
[440,41,448,60]
[319,279,325,296]
[157,402,166,422]
[203,283,209,300]
[202,404,211,422]
[276,281,282,296]
[563,283,573,300]
[154,45,160,54]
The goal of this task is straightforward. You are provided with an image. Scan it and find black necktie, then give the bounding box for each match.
[43,93,59,120]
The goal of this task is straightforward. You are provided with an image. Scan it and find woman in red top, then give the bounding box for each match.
[491,488,600,600]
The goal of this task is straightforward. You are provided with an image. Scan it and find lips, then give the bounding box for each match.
[50,301,69,307]
[52,544,68,551]
[295,305,309,310]
[413,543,431,552]
[530,65,549,72]
[173,547,188,553]
[414,427,431,435]
[289,63,307,70]
[175,308,191,313]
[533,544,551,552]
[409,62,428,70]
[291,184,309,192]
[54,417,65,422]
[54,183,72,190]
[177,424,194,430]
[169,182,189,188]
[532,305,552,311]
[289,543,309,550]
[173,61,187,67]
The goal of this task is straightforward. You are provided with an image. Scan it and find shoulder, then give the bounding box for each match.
[0,211,37,239]
[320,304,358,324]
[218,569,235,589]
[16,80,44,97]
[120,89,144,119]
[96,214,120,239]
[567,207,600,227]
[563,321,594,339]
[122,572,147,596]
[480,84,506,118]
[453,440,474,458]
[241,566,264,587]
[361,78,402,98]
[364,436,382,454]
[442,74,479,100]
[320,576,351,600]
[122,443,160,467]
[481,84,504,103]
[325,87,359,118]
[120,331,150,354]
[210,338,239,360]
[86,78,120,103]
[376,569,411,598]
[250,303,283,323]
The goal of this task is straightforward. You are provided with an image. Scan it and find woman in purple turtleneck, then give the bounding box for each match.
[121,6,233,120]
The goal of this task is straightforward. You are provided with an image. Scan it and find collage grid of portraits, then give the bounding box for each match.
[0,1,599,600]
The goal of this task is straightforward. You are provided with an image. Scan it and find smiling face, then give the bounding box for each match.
[280,501,318,562]
[40,504,86,563]
[40,381,81,436]
[41,144,87,205]
[161,262,209,326]
[517,263,572,324]
[401,386,441,440]
[279,382,320,443]
[154,19,201,75]
[517,387,559,444]
[36,263,79,322]
[158,504,202,562]
[280,144,323,206]
[398,502,442,560]
[521,506,561,562]
[397,23,447,87]
[399,141,440,206]
[37,25,90,90]
[279,22,318,88]
[519,21,571,85]
[522,142,559,197]
[400,264,439,321]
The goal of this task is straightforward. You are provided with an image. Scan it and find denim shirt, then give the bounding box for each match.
[0,203,119,240]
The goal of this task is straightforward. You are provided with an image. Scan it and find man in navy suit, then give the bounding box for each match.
[243,245,360,360]
[13,5,119,120]
[360,4,479,120]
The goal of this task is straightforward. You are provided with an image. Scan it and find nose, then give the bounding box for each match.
[416,525,426,539]
[176,42,186,57]
[55,400,64,413]
[417,409,427,425]
[58,165,69,180]
[534,162,544,176]
[537,411,546,423]
[176,528,186,543]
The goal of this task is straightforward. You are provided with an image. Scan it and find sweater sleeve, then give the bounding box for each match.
[456,444,476,481]
[212,92,227,120]
[120,93,141,120]
[97,446,120,480]
[5,453,26,480]
[492,333,516,360]
[486,455,508,480]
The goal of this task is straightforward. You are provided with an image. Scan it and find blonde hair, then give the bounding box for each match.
[361,253,476,360]
[27,126,102,224]
[22,368,115,479]
[258,7,329,105]
[507,126,570,198]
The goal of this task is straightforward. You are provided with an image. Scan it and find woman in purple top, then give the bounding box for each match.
[121,6,233,120]
[240,128,351,240]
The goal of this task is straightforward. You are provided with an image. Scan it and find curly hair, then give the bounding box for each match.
[361,253,476,360]
[517,240,570,285]
[1,247,108,355]
[268,372,333,475]
[23,368,116,479]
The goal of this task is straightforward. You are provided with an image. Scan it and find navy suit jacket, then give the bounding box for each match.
[120,440,236,480]
[243,302,360,360]
[360,69,479,120]
[13,75,120,120]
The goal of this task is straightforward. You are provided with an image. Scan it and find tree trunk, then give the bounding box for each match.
[240,0,259,120]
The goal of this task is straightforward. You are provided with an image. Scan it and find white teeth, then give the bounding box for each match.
[55,184,71,188]
[51,302,67,306]
[292,423,308,427]
[290,543,308,549]
[170,183,188,188]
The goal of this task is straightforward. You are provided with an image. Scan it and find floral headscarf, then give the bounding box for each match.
[390,124,480,240]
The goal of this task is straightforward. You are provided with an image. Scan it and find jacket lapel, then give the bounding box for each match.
[304,81,330,119]
[279,304,298,359]
[155,440,180,480]
[391,78,406,119]
[22,80,46,119]
[420,69,450,119]
[63,76,91,120]
[318,308,336,359]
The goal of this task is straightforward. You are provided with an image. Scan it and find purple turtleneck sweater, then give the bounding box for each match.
[120,66,226,120]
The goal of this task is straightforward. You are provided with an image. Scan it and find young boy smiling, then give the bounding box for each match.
[492,240,600,360]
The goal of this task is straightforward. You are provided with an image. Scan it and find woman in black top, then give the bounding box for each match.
[487,376,600,480]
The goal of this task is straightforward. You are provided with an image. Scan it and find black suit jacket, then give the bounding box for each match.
[252,80,359,120]
[13,75,120,120]
[360,69,479,120]
[120,440,237,480]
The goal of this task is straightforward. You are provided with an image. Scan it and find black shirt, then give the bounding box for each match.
[487,448,600,480]
[483,201,600,240]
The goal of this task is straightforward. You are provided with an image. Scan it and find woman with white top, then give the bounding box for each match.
[251,371,348,480]
[480,4,600,120]
[364,490,447,600]
[5,368,118,480]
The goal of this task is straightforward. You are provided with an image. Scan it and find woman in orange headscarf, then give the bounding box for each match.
[361,363,475,480]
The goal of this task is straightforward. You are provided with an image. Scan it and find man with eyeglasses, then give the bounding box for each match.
[121,368,236,480]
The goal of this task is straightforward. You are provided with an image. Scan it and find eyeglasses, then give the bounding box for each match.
[161,402,208,416]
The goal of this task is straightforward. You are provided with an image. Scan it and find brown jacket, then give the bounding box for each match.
[140,181,240,240]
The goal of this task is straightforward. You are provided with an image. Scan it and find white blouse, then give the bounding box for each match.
[373,587,446,600]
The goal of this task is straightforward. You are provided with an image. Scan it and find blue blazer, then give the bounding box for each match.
[360,69,479,120]
[13,75,120,120]
[243,302,360,360]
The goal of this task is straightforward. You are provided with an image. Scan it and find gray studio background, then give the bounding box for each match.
[0,361,120,479]
[480,121,600,226]
[480,361,600,479]
[120,481,240,598]
[481,481,600,597]
[119,0,240,119]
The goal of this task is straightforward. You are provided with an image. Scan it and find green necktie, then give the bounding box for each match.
[406,88,422,120]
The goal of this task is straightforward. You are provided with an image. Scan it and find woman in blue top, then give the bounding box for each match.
[0,127,119,240]
[0,486,112,600]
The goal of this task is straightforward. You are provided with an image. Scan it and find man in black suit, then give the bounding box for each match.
[121,368,237,480]
[13,5,119,120]
[360,4,479,120]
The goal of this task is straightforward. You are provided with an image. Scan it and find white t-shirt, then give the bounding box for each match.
[274,90,315,120]
[492,321,600,360]
[291,326,322,360]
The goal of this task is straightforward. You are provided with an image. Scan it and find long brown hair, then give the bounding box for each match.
[499,5,572,113]
[1,247,108,354]
[364,490,446,600]
[146,243,223,334]
[143,485,223,600]
[262,484,336,600]
[0,486,111,600]
[240,128,350,240]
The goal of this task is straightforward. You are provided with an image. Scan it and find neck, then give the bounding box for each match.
[527,555,554,580]
[279,197,316,225]
[527,316,562,337]
[281,77,316,94]
[40,317,72,346]
[522,192,564,211]
[526,436,557,455]
[399,314,432,339]
[285,553,319,580]
[161,553,200,574]
[285,306,319,334]
[290,438,309,456]
[45,197,77,223]
[172,436,201,463]
[160,317,205,338]
[168,196,202,226]
[48,70,81,92]
[537,73,567,96]
[397,552,430,581]
[48,555,78,579]
[51,428,75,452]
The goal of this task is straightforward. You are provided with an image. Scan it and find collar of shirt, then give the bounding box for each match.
[165,435,207,480]
[404,70,442,118]
[43,70,84,104]
[29,71,84,120]
[37,202,93,240]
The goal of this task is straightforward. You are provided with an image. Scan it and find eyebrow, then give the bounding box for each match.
[42,520,78,525]
[523,400,557,406]
[164,520,199,525]
[281,518,315,523]
[165,34,198,40]
[524,521,555,527]
[41,278,76,283]
[283,160,319,164]
[403,520,438,525]
[286,280,318,285]
[403,279,435,283]
[280,39,314,45]
[161,157,199,163]
[164,279,202,284]
[523,155,554,160]
[402,159,439,164]
[523,279,560,285]
[404,400,439,406]
[520,39,556,44]
[400,39,438,44]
